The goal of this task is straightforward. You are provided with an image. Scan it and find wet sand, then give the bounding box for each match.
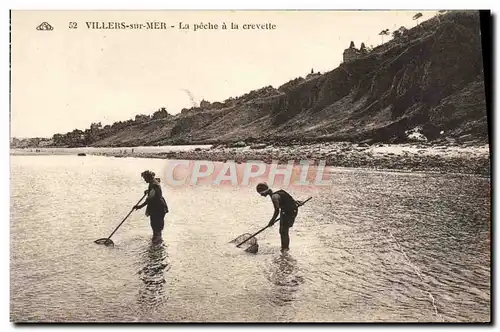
[87,142,490,176]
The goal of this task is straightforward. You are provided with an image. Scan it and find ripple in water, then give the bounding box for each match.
[136,242,170,310]
[10,156,490,322]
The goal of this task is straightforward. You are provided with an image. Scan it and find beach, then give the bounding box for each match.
[77,142,491,176]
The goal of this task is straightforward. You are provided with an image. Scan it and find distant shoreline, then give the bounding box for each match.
[12,142,490,176]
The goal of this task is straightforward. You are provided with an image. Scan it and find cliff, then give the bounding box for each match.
[68,11,488,148]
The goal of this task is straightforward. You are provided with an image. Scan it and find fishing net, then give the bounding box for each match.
[94,238,114,247]
[230,233,259,254]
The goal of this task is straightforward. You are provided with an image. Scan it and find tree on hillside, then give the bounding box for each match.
[84,122,102,144]
[52,133,64,145]
[152,107,170,120]
[200,100,212,108]
[436,10,447,23]
[393,26,409,40]
[135,114,150,123]
[413,12,423,25]
[349,41,355,48]
[360,42,367,53]
[67,129,85,146]
[378,29,390,44]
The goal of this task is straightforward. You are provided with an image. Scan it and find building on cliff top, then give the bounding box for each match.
[343,41,368,63]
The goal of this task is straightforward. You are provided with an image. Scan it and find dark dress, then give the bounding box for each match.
[145,180,169,233]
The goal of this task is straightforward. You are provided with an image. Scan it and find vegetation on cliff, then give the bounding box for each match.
[12,11,488,149]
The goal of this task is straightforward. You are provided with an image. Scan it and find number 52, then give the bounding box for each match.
[69,22,77,29]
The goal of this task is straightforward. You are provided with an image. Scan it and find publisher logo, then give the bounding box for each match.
[36,22,54,31]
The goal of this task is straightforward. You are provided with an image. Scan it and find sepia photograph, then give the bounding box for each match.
[9,9,491,323]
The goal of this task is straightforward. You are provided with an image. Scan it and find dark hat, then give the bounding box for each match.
[256,182,269,194]
[141,170,156,179]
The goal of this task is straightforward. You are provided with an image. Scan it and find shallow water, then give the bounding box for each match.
[10,155,490,322]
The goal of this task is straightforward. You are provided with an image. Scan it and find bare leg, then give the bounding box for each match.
[150,215,165,243]
[279,219,290,250]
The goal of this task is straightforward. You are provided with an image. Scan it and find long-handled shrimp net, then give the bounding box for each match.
[230,197,313,254]
[229,234,259,253]
[94,177,163,247]
[94,193,147,247]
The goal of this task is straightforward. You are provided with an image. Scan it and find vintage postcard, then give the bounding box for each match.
[10,10,491,323]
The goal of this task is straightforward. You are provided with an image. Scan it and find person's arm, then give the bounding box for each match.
[135,200,147,210]
[134,188,152,210]
[267,194,281,227]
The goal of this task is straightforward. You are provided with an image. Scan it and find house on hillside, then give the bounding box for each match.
[343,41,368,63]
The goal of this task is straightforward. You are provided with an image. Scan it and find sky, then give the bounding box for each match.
[11,10,438,138]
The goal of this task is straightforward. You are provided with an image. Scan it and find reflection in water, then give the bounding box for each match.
[10,156,490,322]
[137,242,170,310]
[267,252,304,306]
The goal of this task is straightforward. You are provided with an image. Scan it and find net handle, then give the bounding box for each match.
[236,222,275,247]
[95,193,147,245]
[236,196,313,247]
[107,193,147,239]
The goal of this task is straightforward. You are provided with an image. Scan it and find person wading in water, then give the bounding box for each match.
[256,183,304,251]
[134,170,169,244]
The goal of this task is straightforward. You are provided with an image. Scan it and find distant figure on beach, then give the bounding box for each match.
[256,183,304,251]
[134,170,169,244]
[132,148,134,154]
